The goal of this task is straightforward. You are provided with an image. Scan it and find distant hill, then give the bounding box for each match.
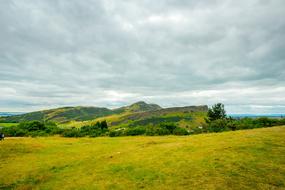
[228,113,285,118]
[114,101,161,113]
[0,102,208,129]
[106,106,208,127]
[63,105,208,130]
[0,106,113,123]
[0,112,24,117]
[0,101,162,123]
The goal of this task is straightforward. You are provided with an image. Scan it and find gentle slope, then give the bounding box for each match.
[1,126,285,189]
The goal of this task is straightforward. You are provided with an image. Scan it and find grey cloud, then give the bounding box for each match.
[0,0,284,112]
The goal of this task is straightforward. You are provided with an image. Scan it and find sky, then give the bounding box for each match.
[0,0,285,113]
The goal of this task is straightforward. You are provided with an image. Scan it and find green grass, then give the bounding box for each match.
[0,123,18,127]
[1,126,285,189]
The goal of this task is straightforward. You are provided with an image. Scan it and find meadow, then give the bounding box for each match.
[0,123,18,128]
[0,126,285,189]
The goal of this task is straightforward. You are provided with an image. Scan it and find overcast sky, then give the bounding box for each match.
[0,0,285,113]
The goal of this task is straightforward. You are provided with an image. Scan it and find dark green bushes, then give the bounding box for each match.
[206,119,229,132]
[109,123,189,137]
[2,121,63,137]
[61,121,109,137]
[125,127,146,136]
[62,128,84,137]
[1,120,108,137]
[203,117,285,133]
[18,121,45,131]
[173,127,190,135]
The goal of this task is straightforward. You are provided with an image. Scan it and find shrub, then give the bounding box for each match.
[45,125,64,135]
[109,130,124,137]
[207,119,229,132]
[256,117,273,127]
[173,127,189,135]
[125,127,146,136]
[160,123,177,133]
[62,128,84,137]
[19,121,46,131]
[145,125,171,136]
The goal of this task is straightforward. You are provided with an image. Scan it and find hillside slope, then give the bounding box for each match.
[64,105,208,129]
[0,106,114,123]
[1,126,284,189]
[114,101,161,113]
[110,105,208,127]
[0,102,208,129]
[0,101,162,124]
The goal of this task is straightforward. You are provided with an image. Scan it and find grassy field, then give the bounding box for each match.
[1,127,285,190]
[0,123,18,128]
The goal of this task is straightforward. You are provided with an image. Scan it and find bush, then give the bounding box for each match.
[65,121,109,137]
[256,117,273,127]
[173,127,189,135]
[125,127,146,136]
[19,121,46,131]
[45,125,64,135]
[145,125,171,136]
[279,118,285,125]
[1,120,65,137]
[109,129,124,137]
[2,126,27,137]
[207,119,229,132]
[161,123,177,133]
[62,128,84,137]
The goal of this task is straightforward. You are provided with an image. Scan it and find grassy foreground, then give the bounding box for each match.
[1,127,285,190]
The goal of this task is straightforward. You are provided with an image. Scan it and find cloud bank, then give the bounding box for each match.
[0,0,285,113]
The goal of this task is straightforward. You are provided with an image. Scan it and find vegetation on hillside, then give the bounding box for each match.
[1,113,285,138]
[0,101,162,123]
[0,102,209,131]
[115,101,162,113]
[0,107,114,123]
[1,120,189,137]
[1,102,285,138]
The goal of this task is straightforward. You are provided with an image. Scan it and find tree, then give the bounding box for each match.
[207,103,226,122]
[100,120,108,130]
[19,121,46,131]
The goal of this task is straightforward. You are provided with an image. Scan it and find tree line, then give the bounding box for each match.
[0,120,189,137]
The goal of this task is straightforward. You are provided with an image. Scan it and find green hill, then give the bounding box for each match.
[0,102,208,129]
[0,101,162,124]
[115,101,162,113]
[0,106,114,123]
[62,105,208,130]
[110,105,208,127]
